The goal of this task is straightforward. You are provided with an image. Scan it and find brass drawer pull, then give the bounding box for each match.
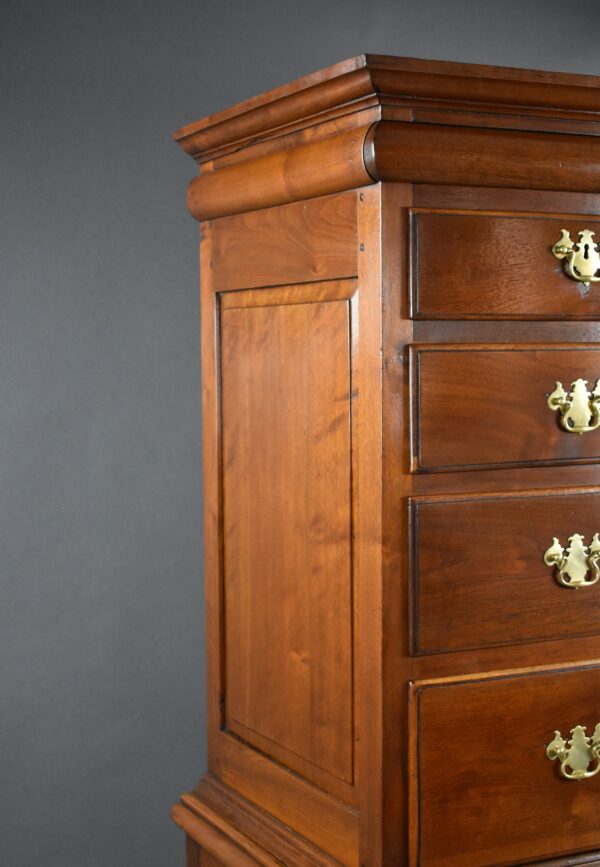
[544,534,600,588]
[553,229,600,287]
[547,378,600,433]
[547,725,600,780]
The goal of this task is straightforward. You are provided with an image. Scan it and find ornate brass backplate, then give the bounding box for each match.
[547,725,600,780]
[553,229,600,286]
[544,533,600,588]
[547,379,600,434]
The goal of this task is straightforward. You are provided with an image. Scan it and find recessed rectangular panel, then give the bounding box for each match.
[413,665,600,866]
[413,345,600,471]
[220,283,355,794]
[413,211,600,319]
[411,489,600,653]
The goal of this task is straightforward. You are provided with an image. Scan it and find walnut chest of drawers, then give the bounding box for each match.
[172,55,600,867]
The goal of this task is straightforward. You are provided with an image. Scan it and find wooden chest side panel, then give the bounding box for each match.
[208,192,357,292]
[220,281,356,796]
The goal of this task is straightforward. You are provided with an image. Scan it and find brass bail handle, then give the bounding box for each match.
[553,229,600,287]
[547,378,600,434]
[544,534,600,588]
[547,725,600,780]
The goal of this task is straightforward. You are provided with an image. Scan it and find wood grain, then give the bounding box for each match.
[411,488,600,653]
[413,211,600,319]
[195,210,360,863]
[412,184,600,216]
[355,185,385,866]
[220,283,355,793]
[186,127,373,220]
[213,729,359,865]
[191,775,344,867]
[413,663,600,866]
[174,55,600,867]
[380,182,415,865]
[174,56,373,160]
[413,345,600,471]
[174,54,600,165]
[172,804,272,866]
[207,193,357,293]
[370,121,600,194]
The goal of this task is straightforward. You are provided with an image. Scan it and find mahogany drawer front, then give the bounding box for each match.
[412,345,600,472]
[412,210,600,319]
[410,488,600,654]
[411,664,600,867]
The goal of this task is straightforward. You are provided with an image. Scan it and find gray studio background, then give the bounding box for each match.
[2,1,599,864]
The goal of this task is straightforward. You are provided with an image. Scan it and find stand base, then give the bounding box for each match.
[171,774,342,867]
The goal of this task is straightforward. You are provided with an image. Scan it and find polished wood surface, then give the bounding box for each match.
[199,221,360,862]
[354,184,385,865]
[175,54,600,165]
[207,192,357,292]
[414,345,600,471]
[413,184,600,215]
[413,210,600,319]
[370,120,600,193]
[411,488,600,652]
[174,776,345,867]
[174,55,600,867]
[172,802,272,866]
[221,281,355,796]
[413,663,600,866]
[186,126,373,221]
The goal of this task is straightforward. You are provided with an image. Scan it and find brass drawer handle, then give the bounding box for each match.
[553,229,600,287]
[547,378,600,433]
[547,725,600,780]
[544,534,600,588]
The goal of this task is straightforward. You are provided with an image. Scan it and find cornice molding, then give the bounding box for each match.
[368,120,600,192]
[175,54,600,164]
[186,124,375,221]
[178,56,600,223]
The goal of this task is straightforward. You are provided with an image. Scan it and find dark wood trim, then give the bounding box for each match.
[412,184,600,214]
[175,54,600,164]
[370,121,600,193]
[408,486,600,654]
[410,343,600,474]
[410,662,600,866]
[183,114,600,223]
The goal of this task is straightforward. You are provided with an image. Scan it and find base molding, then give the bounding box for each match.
[173,775,600,867]
[171,775,344,867]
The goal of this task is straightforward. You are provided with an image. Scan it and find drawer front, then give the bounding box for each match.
[412,211,600,319]
[413,345,600,472]
[412,665,600,867]
[411,489,600,653]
